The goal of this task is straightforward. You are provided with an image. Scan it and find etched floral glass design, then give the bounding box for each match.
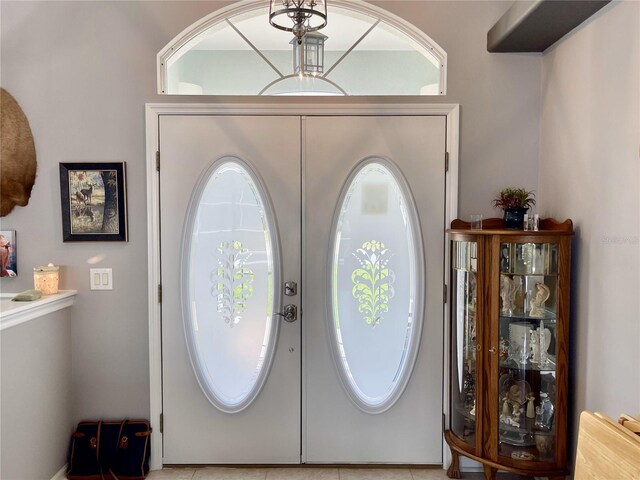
[351,240,395,327]
[330,160,424,413]
[183,159,279,413]
[214,240,255,327]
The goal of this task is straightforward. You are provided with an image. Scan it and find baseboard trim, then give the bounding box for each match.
[51,465,67,480]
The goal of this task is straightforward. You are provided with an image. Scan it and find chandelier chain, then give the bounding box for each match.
[270,0,327,44]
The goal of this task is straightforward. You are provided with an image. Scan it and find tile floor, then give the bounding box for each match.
[147,467,533,480]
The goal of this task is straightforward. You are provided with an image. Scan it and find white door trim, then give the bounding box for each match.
[145,103,459,470]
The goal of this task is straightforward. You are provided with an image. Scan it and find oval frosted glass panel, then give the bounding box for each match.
[182,158,279,413]
[330,160,424,413]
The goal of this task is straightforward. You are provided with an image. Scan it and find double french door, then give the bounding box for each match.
[159,114,445,465]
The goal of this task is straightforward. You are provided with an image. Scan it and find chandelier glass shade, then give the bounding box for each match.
[269,0,328,44]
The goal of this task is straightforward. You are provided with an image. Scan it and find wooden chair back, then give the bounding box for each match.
[574,411,640,480]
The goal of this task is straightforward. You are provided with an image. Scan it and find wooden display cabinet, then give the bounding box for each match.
[445,218,573,480]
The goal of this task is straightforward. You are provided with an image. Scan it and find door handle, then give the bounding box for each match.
[275,304,297,323]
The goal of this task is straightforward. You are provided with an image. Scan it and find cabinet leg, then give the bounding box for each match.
[482,465,496,480]
[446,449,461,479]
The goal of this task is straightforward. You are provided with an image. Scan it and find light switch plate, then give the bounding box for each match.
[90,268,113,290]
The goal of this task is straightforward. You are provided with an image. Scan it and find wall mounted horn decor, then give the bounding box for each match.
[1,88,37,217]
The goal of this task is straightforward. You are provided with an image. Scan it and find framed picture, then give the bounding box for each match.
[59,162,128,242]
[0,230,17,277]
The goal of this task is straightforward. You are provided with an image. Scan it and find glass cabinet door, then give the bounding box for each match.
[450,240,478,449]
[497,242,558,463]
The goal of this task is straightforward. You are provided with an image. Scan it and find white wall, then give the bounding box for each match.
[0,309,72,480]
[0,0,539,426]
[538,0,640,462]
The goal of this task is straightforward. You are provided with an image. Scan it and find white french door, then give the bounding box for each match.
[158,114,446,465]
[304,116,445,463]
[159,115,302,464]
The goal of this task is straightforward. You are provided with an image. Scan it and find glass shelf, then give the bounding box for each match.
[499,417,556,463]
[500,416,535,433]
[500,312,556,322]
[500,356,557,372]
[455,404,477,421]
[500,418,554,436]
[454,266,475,273]
[501,273,559,279]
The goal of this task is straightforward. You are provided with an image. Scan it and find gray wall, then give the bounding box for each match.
[0,0,540,427]
[537,0,640,463]
[0,309,73,480]
[377,1,542,217]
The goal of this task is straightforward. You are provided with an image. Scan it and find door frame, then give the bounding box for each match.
[145,103,460,470]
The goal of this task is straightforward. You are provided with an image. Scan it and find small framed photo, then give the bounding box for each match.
[59,162,128,242]
[0,230,17,277]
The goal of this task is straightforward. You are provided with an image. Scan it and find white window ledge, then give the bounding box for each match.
[0,290,77,331]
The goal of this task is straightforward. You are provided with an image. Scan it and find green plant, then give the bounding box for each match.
[493,188,536,211]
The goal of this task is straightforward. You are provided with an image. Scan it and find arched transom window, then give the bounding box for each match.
[158,0,446,96]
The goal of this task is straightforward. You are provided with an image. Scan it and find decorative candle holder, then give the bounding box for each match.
[33,263,59,295]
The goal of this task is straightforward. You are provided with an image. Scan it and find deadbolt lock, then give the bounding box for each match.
[284,281,297,296]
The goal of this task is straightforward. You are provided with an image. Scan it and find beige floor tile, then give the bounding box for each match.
[411,470,532,480]
[450,473,485,480]
[409,468,450,480]
[265,467,340,480]
[338,468,413,480]
[146,466,534,480]
[192,467,267,480]
[147,468,196,479]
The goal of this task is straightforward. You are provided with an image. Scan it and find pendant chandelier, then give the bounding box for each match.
[269,0,328,44]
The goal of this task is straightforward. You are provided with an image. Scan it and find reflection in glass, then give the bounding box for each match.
[450,241,478,445]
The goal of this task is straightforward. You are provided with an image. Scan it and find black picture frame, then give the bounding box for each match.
[59,162,128,242]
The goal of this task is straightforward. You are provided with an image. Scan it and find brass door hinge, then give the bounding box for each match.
[156,151,160,172]
[443,284,448,304]
[445,152,449,173]
[160,413,164,433]
[158,284,162,303]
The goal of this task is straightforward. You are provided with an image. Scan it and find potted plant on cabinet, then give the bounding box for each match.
[493,187,536,229]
